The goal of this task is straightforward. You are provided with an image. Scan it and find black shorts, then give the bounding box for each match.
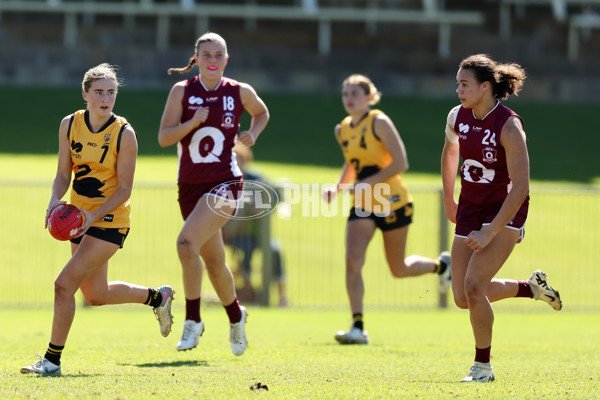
[348,203,413,232]
[70,227,130,248]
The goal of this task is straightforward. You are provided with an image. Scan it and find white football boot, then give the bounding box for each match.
[460,362,495,382]
[229,306,248,356]
[334,327,369,345]
[177,320,204,351]
[20,354,61,375]
[528,270,562,311]
[153,285,175,337]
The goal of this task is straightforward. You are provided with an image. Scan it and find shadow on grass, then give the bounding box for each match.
[21,373,99,378]
[124,360,209,368]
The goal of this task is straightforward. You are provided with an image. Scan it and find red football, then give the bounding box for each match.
[48,204,85,241]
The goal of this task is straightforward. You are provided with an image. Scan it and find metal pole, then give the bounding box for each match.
[438,188,448,308]
[258,212,273,306]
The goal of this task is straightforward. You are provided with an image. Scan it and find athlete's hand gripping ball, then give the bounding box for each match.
[47,204,86,241]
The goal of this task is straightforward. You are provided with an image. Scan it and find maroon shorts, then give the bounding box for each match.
[455,197,529,240]
[178,178,243,220]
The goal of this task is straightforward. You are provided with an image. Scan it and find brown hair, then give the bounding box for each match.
[82,63,120,92]
[342,74,382,106]
[167,32,228,75]
[459,54,526,100]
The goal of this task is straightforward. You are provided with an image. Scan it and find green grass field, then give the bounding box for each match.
[2,307,599,399]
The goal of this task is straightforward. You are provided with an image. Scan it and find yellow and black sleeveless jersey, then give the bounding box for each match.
[337,109,413,213]
[67,110,131,228]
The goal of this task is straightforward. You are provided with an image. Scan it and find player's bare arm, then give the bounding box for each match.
[358,114,408,187]
[238,82,269,147]
[484,116,529,236]
[158,83,207,147]
[441,137,460,224]
[46,116,75,226]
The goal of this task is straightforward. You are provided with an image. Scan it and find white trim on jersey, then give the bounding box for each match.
[445,105,461,144]
[198,75,223,92]
[472,100,500,121]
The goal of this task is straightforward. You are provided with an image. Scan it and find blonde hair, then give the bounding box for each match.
[342,74,382,105]
[459,54,526,100]
[82,63,120,92]
[167,32,228,75]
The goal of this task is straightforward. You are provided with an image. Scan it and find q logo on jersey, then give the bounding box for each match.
[188,127,225,164]
[462,159,495,184]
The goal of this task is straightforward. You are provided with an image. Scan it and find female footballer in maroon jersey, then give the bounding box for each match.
[441,54,562,382]
[158,32,269,356]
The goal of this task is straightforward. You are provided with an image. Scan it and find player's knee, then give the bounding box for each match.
[390,262,410,278]
[345,255,363,273]
[53,277,75,300]
[177,235,197,259]
[83,294,105,306]
[463,279,485,302]
[203,254,226,270]
[79,287,106,306]
[453,293,469,309]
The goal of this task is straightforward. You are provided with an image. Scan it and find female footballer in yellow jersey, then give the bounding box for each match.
[323,74,452,345]
[21,64,174,376]
[336,108,412,214]
[68,109,131,228]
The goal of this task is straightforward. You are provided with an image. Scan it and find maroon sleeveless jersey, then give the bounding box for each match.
[177,76,244,183]
[453,102,525,204]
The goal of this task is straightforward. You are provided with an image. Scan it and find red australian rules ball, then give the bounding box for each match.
[48,204,85,241]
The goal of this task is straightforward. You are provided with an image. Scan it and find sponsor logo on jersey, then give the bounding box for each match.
[87,142,97,147]
[472,126,483,132]
[188,96,203,105]
[206,96,219,102]
[458,123,469,133]
[102,214,114,222]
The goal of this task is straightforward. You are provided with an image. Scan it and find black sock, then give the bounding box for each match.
[145,288,163,308]
[352,313,364,331]
[436,259,448,275]
[44,343,64,366]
